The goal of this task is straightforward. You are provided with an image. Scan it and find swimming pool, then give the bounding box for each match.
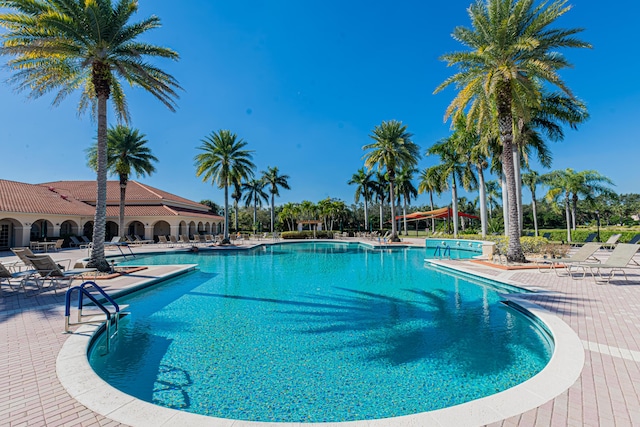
[89,242,551,423]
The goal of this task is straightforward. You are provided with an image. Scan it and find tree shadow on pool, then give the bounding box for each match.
[276,286,550,375]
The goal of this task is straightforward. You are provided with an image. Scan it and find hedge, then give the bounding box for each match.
[281,231,335,239]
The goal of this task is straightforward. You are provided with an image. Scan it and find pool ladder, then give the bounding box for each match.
[64,281,126,353]
[433,244,451,259]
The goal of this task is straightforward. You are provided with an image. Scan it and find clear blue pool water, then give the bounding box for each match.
[89,242,551,423]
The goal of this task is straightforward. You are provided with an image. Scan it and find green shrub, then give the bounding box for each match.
[281,231,334,239]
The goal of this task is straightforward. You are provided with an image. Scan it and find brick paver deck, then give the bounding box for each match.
[1,241,639,426]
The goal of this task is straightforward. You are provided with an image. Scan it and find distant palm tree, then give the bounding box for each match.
[348,168,375,232]
[435,0,590,261]
[395,166,418,235]
[242,179,269,229]
[231,180,244,232]
[426,136,477,238]
[262,166,291,233]
[87,125,157,239]
[363,120,421,242]
[522,171,542,236]
[418,167,445,233]
[0,0,181,270]
[195,130,255,243]
[279,202,299,231]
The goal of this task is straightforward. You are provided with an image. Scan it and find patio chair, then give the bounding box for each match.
[54,239,65,251]
[601,233,622,250]
[25,255,96,294]
[204,234,215,243]
[169,235,181,246]
[540,242,601,277]
[572,232,597,247]
[573,243,640,283]
[158,235,170,246]
[0,262,35,296]
[178,235,190,245]
[135,235,154,244]
[191,234,203,245]
[627,233,640,245]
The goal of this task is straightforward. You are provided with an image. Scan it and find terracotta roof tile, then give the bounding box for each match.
[104,205,222,220]
[41,180,209,210]
[0,179,96,216]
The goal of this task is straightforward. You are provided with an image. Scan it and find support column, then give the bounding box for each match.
[170,224,180,238]
[144,225,154,241]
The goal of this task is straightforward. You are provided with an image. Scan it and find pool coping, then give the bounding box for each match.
[56,257,584,427]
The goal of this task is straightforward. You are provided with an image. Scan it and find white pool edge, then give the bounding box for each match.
[57,261,584,427]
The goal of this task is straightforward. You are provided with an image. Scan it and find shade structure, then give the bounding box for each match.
[395,207,479,222]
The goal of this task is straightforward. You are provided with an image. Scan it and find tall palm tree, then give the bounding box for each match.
[0,0,181,271]
[87,125,157,239]
[418,167,445,233]
[195,130,255,244]
[522,171,542,236]
[242,178,269,230]
[279,202,299,231]
[348,168,375,232]
[262,166,291,233]
[426,136,477,238]
[395,166,418,235]
[435,0,590,262]
[363,120,421,242]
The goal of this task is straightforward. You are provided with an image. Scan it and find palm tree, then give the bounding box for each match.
[395,166,418,236]
[87,125,157,240]
[348,168,375,232]
[363,120,421,242]
[0,0,181,271]
[426,136,477,238]
[195,130,255,244]
[242,178,269,230]
[435,0,590,262]
[262,166,291,233]
[279,202,299,231]
[231,179,244,232]
[522,171,542,236]
[418,167,445,233]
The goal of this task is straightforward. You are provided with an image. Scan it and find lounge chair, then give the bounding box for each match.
[25,255,96,294]
[70,236,90,249]
[80,236,91,244]
[542,232,551,240]
[158,235,170,246]
[573,243,640,283]
[628,234,640,245]
[169,235,181,246]
[572,232,597,247]
[191,234,203,245]
[178,235,190,245]
[540,242,601,277]
[204,234,215,243]
[135,235,154,244]
[601,234,622,250]
[54,239,65,251]
[0,262,35,296]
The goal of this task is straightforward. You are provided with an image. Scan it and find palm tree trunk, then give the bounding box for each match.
[477,165,488,238]
[532,194,539,237]
[379,198,383,230]
[565,193,572,242]
[451,177,459,238]
[429,192,435,233]
[571,194,578,230]
[223,185,229,242]
[403,196,408,236]
[88,93,110,272]
[119,176,126,239]
[234,199,239,232]
[512,144,523,233]
[497,82,525,262]
[270,193,275,232]
[501,166,509,235]
[364,197,369,231]
[389,180,399,241]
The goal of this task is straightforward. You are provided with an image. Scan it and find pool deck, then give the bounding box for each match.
[1,238,639,426]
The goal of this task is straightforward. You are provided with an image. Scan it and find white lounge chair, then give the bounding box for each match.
[573,243,640,283]
[26,255,96,294]
[540,242,601,277]
[0,262,35,296]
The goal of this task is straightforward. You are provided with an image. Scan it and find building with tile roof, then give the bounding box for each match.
[0,179,223,249]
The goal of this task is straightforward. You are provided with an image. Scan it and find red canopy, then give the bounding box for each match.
[395,207,479,221]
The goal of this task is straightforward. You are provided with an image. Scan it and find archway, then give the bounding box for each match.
[60,220,79,236]
[127,221,145,238]
[105,221,119,241]
[204,222,211,233]
[153,220,171,238]
[197,221,204,235]
[31,219,54,240]
[0,217,23,250]
[188,221,196,237]
[178,220,187,236]
[83,221,94,239]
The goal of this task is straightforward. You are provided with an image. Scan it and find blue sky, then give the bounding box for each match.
[0,0,638,209]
